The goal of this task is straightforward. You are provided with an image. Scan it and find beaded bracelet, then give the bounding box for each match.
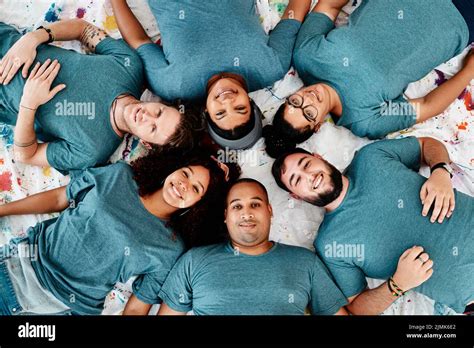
[388,277,406,297]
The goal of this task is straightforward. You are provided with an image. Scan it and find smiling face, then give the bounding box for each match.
[206,77,252,131]
[123,101,181,145]
[162,165,211,209]
[225,181,273,247]
[280,153,343,207]
[283,84,330,133]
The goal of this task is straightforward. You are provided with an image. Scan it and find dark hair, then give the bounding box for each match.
[271,148,312,192]
[226,178,269,206]
[152,100,206,154]
[263,102,313,158]
[205,103,255,141]
[131,148,241,248]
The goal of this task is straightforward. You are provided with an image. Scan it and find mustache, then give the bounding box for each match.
[238,219,258,225]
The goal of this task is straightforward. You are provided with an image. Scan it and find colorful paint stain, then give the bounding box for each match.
[0,171,12,191]
[463,90,474,111]
[76,8,86,19]
[42,167,51,177]
[457,121,468,130]
[44,3,61,22]
[103,14,117,31]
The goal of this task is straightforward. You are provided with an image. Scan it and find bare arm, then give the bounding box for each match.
[0,186,68,217]
[157,302,187,316]
[14,59,65,167]
[122,294,152,315]
[417,137,455,224]
[312,0,350,21]
[347,246,434,315]
[110,0,152,49]
[410,50,474,124]
[0,19,107,84]
[282,0,312,22]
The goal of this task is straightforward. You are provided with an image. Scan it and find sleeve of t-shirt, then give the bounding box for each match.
[136,42,174,100]
[95,37,144,91]
[295,12,335,52]
[157,251,194,313]
[47,140,97,174]
[65,168,96,204]
[132,269,173,305]
[358,137,422,172]
[267,19,302,71]
[320,258,368,299]
[309,255,349,315]
[349,95,418,139]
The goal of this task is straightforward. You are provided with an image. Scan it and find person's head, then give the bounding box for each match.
[224,179,273,247]
[264,84,330,157]
[204,73,263,150]
[271,148,343,207]
[124,99,203,152]
[131,148,241,247]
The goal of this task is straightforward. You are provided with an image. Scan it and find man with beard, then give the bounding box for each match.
[156,178,348,315]
[272,137,474,315]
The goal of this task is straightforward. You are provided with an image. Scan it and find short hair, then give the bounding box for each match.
[271,148,312,192]
[226,178,269,205]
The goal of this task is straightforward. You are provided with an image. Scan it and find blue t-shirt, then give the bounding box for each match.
[315,138,474,313]
[159,242,347,315]
[27,162,185,314]
[0,22,144,172]
[137,0,301,101]
[294,1,469,139]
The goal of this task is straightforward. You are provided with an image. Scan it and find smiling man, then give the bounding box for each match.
[157,178,348,315]
[0,19,198,173]
[272,137,474,314]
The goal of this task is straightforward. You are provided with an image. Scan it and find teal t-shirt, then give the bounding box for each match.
[0,23,144,172]
[294,1,469,139]
[136,0,301,101]
[315,138,474,313]
[159,242,348,315]
[27,162,185,314]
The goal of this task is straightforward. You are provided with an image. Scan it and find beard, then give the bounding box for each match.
[305,162,343,207]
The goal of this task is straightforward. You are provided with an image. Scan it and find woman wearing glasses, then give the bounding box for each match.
[264,0,474,157]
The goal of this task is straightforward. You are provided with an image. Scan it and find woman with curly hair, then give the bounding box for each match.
[0,149,240,316]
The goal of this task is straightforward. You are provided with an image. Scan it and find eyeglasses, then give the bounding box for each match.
[287,94,319,123]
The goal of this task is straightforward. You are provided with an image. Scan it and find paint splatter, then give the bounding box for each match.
[76,8,86,19]
[434,69,447,87]
[44,3,61,23]
[457,121,468,130]
[42,167,51,177]
[0,158,4,165]
[463,90,474,111]
[103,14,117,31]
[0,171,12,191]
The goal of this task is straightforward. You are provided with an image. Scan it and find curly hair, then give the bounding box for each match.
[131,148,241,248]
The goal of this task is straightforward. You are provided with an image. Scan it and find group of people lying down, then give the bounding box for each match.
[0,0,473,315]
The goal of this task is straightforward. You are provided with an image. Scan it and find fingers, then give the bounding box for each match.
[422,259,434,271]
[421,191,435,217]
[406,246,424,261]
[400,247,414,260]
[446,195,455,219]
[22,59,33,79]
[48,83,66,100]
[417,252,429,263]
[29,62,40,79]
[33,58,52,79]
[42,60,59,80]
[437,196,450,224]
[430,196,444,223]
[0,58,14,84]
[420,182,428,203]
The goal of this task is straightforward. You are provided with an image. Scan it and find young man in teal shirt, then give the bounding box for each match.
[158,178,348,315]
[269,0,474,145]
[272,137,474,314]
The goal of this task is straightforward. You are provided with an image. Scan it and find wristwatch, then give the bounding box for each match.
[430,162,454,178]
[36,26,55,44]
